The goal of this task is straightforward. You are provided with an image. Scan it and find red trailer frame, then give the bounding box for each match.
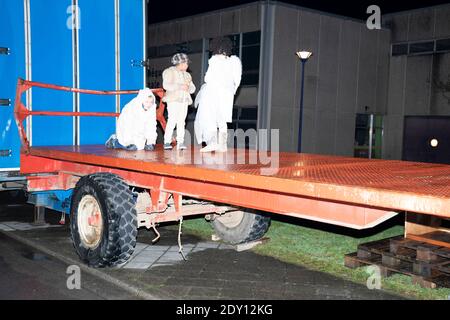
[14,79,450,249]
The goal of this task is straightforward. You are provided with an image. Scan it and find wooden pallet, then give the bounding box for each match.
[345,234,450,289]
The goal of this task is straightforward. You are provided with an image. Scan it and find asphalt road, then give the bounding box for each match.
[0,232,138,300]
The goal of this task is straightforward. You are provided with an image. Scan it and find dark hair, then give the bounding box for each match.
[210,37,233,56]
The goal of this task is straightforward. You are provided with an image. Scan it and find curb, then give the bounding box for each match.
[0,229,160,300]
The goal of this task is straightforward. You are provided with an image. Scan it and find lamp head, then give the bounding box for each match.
[296,51,313,61]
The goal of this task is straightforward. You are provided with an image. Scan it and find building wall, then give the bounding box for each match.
[270,4,391,154]
[383,4,450,159]
[148,3,261,46]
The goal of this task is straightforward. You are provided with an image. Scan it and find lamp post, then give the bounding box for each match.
[296,50,312,153]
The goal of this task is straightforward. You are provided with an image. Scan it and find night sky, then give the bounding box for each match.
[148,0,450,24]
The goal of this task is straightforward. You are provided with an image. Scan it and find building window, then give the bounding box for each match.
[241,31,260,86]
[392,43,408,56]
[409,41,434,54]
[436,38,450,52]
[243,30,260,46]
[391,38,450,57]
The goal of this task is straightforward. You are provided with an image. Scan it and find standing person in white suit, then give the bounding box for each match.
[194,37,242,152]
[105,88,157,151]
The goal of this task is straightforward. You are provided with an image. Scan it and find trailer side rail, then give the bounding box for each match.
[13,78,166,154]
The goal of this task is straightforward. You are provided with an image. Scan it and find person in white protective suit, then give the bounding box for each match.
[105,88,157,151]
[194,37,242,152]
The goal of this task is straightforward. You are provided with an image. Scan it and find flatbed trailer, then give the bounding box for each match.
[14,79,450,267]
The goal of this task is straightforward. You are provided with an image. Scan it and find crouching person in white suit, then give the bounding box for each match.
[194,37,242,152]
[105,88,157,151]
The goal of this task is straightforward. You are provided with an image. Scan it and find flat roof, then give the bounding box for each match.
[384,2,450,18]
[148,1,368,29]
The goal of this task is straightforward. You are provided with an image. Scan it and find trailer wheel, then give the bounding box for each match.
[211,209,270,244]
[70,173,137,267]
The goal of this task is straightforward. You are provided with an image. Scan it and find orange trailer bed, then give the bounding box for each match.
[14,79,450,241]
[21,144,450,231]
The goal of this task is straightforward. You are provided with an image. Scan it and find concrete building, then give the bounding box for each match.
[147,1,450,162]
[383,5,450,161]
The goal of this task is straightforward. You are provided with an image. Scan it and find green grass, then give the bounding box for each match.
[181,216,450,300]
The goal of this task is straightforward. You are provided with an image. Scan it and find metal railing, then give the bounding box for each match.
[14,78,166,154]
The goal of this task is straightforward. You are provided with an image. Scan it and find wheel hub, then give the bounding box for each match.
[77,195,103,248]
[216,210,244,228]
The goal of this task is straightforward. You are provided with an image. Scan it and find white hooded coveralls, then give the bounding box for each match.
[116,88,157,150]
[194,54,242,144]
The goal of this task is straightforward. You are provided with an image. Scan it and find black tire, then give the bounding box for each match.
[211,209,271,244]
[70,173,137,267]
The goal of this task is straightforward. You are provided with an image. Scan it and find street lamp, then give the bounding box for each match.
[295,50,312,153]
